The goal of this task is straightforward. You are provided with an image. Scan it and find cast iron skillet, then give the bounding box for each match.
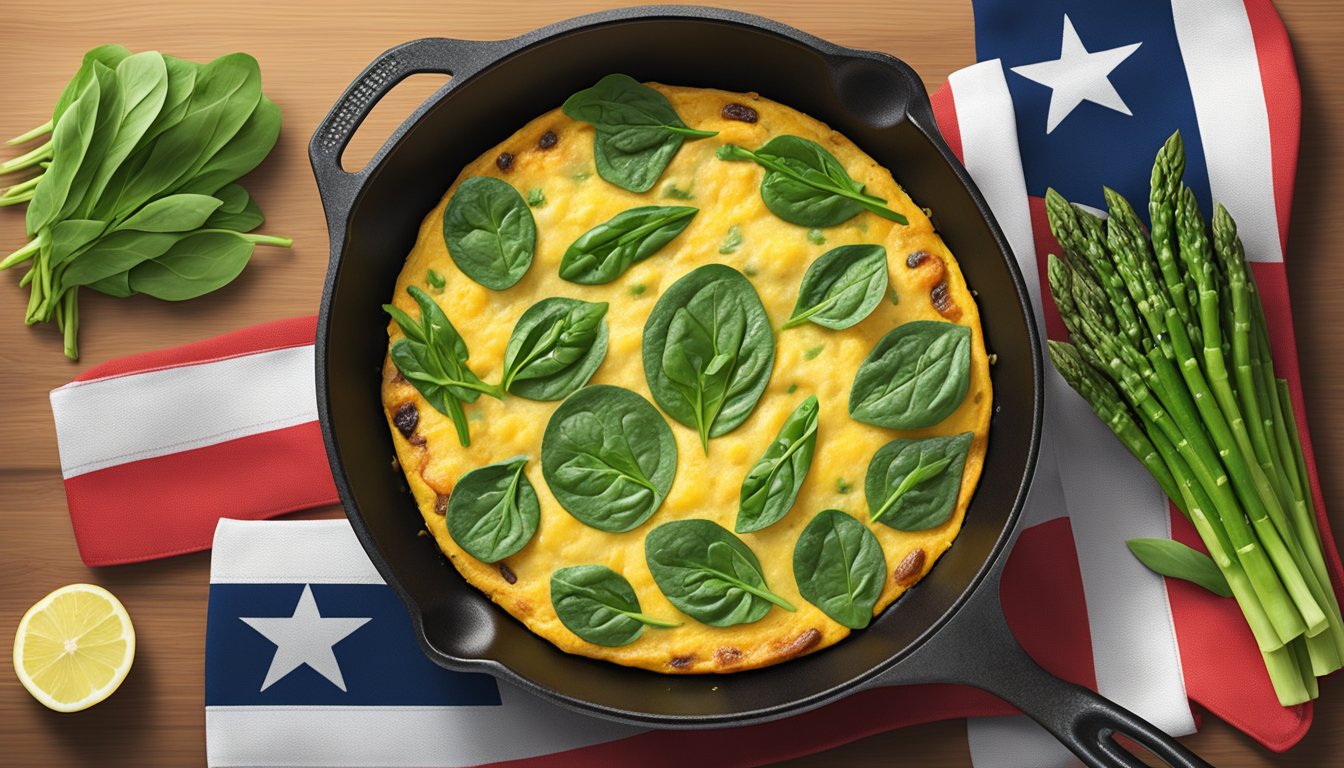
[311,7,1209,767]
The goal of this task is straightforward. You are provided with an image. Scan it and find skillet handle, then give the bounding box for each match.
[893,575,1211,768]
[308,37,499,231]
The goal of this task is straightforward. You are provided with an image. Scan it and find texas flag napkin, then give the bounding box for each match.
[51,0,1340,765]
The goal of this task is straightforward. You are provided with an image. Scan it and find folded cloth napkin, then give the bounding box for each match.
[60,0,1342,764]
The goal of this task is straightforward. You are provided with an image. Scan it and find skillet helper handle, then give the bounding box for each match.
[308,37,495,225]
[989,655,1212,768]
[894,573,1210,768]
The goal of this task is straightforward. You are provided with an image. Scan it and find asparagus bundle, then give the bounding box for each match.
[1045,131,1342,706]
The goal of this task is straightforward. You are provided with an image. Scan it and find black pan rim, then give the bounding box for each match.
[313,4,1044,728]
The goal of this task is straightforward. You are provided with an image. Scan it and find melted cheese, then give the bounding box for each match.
[381,85,992,673]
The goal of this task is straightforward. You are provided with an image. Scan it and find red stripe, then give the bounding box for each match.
[930,82,965,164]
[73,315,318,383]
[1243,0,1301,257]
[1167,505,1312,751]
[63,422,338,566]
[484,684,1005,768]
[1001,517,1099,690]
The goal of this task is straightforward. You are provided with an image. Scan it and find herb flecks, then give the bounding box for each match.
[719,225,743,255]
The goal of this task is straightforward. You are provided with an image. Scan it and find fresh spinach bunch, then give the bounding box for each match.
[0,46,289,359]
[501,297,609,400]
[541,385,678,533]
[849,320,972,429]
[644,519,795,627]
[562,74,717,193]
[792,509,886,629]
[447,456,541,563]
[558,205,697,285]
[642,264,776,452]
[716,136,908,227]
[442,177,536,290]
[864,432,973,530]
[736,395,819,533]
[550,564,679,647]
[384,286,503,447]
[783,244,889,330]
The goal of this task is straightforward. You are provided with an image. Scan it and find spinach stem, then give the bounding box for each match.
[0,140,53,175]
[622,611,680,629]
[7,120,52,146]
[1,172,44,199]
[0,232,45,270]
[61,288,78,360]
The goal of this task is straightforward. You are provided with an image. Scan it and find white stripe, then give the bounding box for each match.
[50,345,317,479]
[951,59,1080,767]
[947,59,1195,765]
[211,519,385,585]
[1171,0,1282,263]
[207,684,643,767]
[968,716,1079,768]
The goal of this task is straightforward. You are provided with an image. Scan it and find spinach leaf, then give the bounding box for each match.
[541,385,677,532]
[716,136,907,227]
[736,396,819,533]
[783,244,889,330]
[446,456,540,563]
[204,183,264,232]
[442,176,535,290]
[77,52,170,215]
[849,320,972,429]
[115,193,222,232]
[551,564,678,647]
[558,205,697,285]
[645,519,795,627]
[792,509,886,629]
[105,53,262,218]
[27,75,102,236]
[51,45,132,128]
[864,432,972,530]
[127,230,254,300]
[502,298,609,400]
[642,264,775,451]
[47,220,107,267]
[562,74,717,193]
[1127,538,1233,598]
[60,230,182,288]
[384,286,502,446]
[174,95,282,197]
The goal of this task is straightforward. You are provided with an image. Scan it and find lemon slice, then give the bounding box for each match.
[13,583,135,712]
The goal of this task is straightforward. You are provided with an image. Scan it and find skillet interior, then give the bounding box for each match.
[317,8,1040,726]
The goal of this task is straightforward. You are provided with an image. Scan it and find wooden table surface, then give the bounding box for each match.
[2,0,1342,765]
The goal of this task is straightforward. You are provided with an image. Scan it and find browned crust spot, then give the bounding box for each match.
[721,102,759,123]
[905,250,931,268]
[538,130,557,149]
[496,152,515,171]
[498,562,517,584]
[433,494,449,516]
[668,654,696,669]
[931,280,962,321]
[514,598,533,618]
[393,402,418,437]
[772,628,822,661]
[894,548,927,586]
[714,646,743,667]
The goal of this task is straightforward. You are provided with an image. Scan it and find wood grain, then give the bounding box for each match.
[0,1,1339,765]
